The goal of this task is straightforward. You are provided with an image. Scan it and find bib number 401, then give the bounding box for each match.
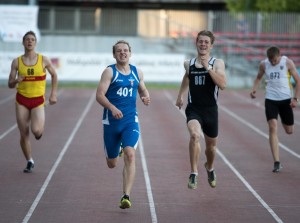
[117,87,133,97]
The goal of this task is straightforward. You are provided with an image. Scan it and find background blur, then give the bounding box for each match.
[1,0,300,87]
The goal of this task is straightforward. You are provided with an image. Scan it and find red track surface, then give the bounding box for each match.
[0,86,299,223]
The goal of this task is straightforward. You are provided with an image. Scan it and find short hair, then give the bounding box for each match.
[196,30,215,44]
[23,31,36,42]
[112,40,131,54]
[266,46,280,59]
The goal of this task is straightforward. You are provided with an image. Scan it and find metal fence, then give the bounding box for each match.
[2,7,300,86]
[38,7,300,36]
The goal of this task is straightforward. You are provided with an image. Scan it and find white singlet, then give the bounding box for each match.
[264,56,293,100]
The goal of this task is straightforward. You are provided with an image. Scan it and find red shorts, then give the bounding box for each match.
[16,93,45,110]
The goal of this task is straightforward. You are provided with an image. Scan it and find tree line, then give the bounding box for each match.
[226,0,300,12]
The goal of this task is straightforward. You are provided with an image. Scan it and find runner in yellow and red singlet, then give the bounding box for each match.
[8,31,58,173]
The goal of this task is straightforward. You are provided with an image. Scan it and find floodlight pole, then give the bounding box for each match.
[28,0,36,5]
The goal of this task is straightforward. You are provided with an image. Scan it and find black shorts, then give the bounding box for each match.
[185,104,218,138]
[265,98,294,125]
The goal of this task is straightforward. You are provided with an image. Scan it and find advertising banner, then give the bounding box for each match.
[0,5,40,42]
[0,52,185,82]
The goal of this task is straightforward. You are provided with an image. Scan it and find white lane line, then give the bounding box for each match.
[164,90,283,223]
[22,92,95,223]
[230,91,264,109]
[139,128,158,223]
[0,94,14,105]
[230,90,300,126]
[0,90,64,142]
[0,124,17,141]
[219,104,300,160]
[217,151,283,223]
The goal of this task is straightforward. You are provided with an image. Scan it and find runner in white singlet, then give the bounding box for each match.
[250,46,300,173]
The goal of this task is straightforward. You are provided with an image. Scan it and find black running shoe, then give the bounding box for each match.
[24,161,34,173]
[35,134,42,140]
[188,173,198,189]
[204,162,216,188]
[272,161,282,173]
[119,194,131,209]
[119,143,124,157]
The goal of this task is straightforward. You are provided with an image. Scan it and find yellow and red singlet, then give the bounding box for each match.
[17,54,46,98]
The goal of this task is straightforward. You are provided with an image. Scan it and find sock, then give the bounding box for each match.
[191,172,198,176]
[205,166,214,172]
[28,159,34,164]
[122,194,130,200]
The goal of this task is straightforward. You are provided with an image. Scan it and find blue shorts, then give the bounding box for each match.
[103,122,140,159]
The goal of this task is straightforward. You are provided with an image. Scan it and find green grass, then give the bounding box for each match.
[55,81,180,90]
[55,81,98,89]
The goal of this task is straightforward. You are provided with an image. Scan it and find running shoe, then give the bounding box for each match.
[272,161,282,173]
[119,194,131,209]
[119,144,124,157]
[119,149,124,157]
[188,173,198,189]
[35,134,42,140]
[23,161,34,173]
[204,162,216,188]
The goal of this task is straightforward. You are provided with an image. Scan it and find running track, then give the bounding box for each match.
[0,86,299,223]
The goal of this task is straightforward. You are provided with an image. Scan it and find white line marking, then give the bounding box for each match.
[0,94,14,105]
[0,124,17,140]
[0,90,64,142]
[22,92,95,223]
[219,104,300,159]
[230,90,300,126]
[139,129,158,223]
[217,151,283,223]
[164,90,283,223]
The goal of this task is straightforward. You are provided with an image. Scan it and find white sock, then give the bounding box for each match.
[28,159,34,164]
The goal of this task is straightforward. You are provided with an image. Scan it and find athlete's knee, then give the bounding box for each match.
[19,128,30,139]
[107,163,116,169]
[35,134,43,140]
[206,143,216,152]
[106,158,117,168]
[32,127,43,140]
[285,127,293,134]
[124,148,135,163]
[268,119,277,132]
[283,124,293,135]
[190,132,201,143]
[33,132,43,140]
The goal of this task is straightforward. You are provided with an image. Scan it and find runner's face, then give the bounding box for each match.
[196,35,212,55]
[114,43,131,64]
[268,55,280,66]
[23,34,36,50]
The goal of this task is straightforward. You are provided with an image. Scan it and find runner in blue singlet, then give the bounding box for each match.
[96,40,150,209]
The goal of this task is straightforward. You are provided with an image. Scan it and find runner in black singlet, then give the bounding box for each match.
[176,30,227,189]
